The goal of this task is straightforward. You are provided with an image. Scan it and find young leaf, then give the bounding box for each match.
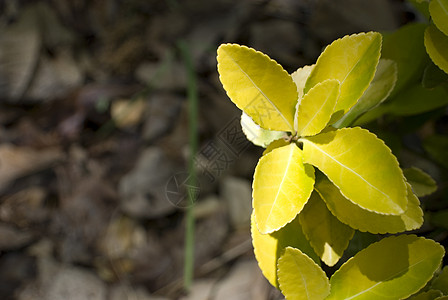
[315,176,423,234]
[277,247,330,300]
[291,64,315,100]
[295,79,340,137]
[327,235,445,300]
[217,44,298,131]
[241,112,285,148]
[382,23,429,96]
[301,127,407,215]
[304,32,382,120]
[429,0,448,36]
[334,59,397,128]
[425,24,448,74]
[299,192,354,266]
[403,167,437,197]
[253,143,315,234]
[251,213,319,288]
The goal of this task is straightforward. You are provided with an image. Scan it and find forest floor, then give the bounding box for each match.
[0,0,440,299]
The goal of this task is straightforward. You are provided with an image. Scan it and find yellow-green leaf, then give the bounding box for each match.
[251,213,319,288]
[301,127,407,215]
[299,192,354,266]
[304,32,382,120]
[217,44,298,131]
[430,0,448,36]
[425,24,448,74]
[253,143,315,233]
[263,138,289,156]
[334,59,397,128]
[403,167,437,197]
[277,247,330,300]
[291,64,315,100]
[315,176,423,234]
[327,235,445,300]
[241,112,285,148]
[296,79,340,137]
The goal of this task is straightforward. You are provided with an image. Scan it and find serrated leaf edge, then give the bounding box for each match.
[301,127,407,215]
[217,43,297,132]
[277,246,330,300]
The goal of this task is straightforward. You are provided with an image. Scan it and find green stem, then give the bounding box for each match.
[178,40,198,292]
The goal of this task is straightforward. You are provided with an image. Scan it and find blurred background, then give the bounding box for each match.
[0,0,446,299]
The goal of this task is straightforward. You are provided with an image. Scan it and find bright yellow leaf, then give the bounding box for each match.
[304,32,382,121]
[301,127,407,215]
[315,176,423,234]
[296,79,340,137]
[327,235,445,300]
[299,192,354,266]
[253,143,315,233]
[277,247,330,300]
[217,44,298,131]
[251,213,319,288]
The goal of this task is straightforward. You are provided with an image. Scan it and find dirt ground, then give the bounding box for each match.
[0,0,446,299]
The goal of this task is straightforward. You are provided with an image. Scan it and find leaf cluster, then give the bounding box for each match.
[217,27,446,299]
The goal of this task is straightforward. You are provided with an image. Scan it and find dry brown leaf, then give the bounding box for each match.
[0,144,63,193]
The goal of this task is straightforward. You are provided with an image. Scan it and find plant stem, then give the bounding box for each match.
[178,40,198,292]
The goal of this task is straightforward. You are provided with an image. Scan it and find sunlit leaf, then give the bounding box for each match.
[315,176,423,234]
[423,134,448,169]
[382,23,429,96]
[301,127,407,215]
[217,44,298,131]
[251,213,319,288]
[409,290,443,300]
[327,235,445,300]
[277,247,330,300]
[429,0,448,36]
[291,64,315,100]
[253,143,315,234]
[241,112,285,148]
[425,24,448,74]
[431,266,448,295]
[299,192,354,266]
[263,138,289,156]
[304,32,381,121]
[296,79,339,137]
[403,167,437,197]
[334,59,397,128]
